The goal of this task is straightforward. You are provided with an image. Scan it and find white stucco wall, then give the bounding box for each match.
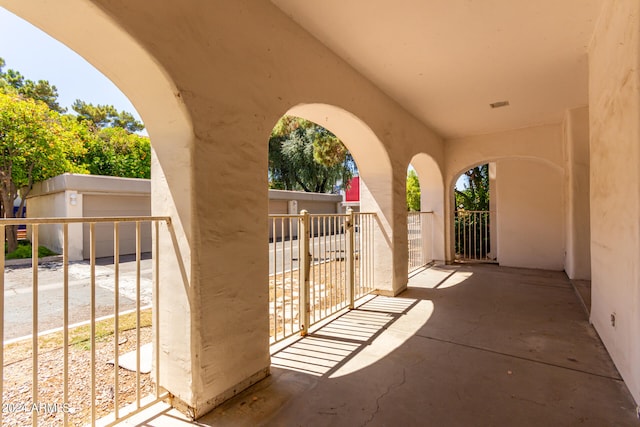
[589,0,640,404]
[444,124,564,263]
[82,194,152,258]
[563,107,591,280]
[495,159,565,270]
[24,190,83,260]
[27,174,151,261]
[0,1,446,415]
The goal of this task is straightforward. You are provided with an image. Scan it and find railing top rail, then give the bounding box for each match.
[308,213,350,218]
[269,212,378,218]
[0,216,171,225]
[454,210,492,214]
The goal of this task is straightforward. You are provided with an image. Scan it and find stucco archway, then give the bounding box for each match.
[448,156,565,270]
[285,103,397,293]
[408,153,445,262]
[285,103,392,209]
[0,1,443,417]
[0,1,194,235]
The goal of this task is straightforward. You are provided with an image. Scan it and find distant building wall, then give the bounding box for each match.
[28,181,353,253]
[27,173,151,260]
[269,189,342,213]
[268,189,344,240]
[82,194,152,259]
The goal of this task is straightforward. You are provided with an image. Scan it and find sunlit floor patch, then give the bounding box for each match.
[271,296,429,377]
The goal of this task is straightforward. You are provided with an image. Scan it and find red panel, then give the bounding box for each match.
[345,176,360,202]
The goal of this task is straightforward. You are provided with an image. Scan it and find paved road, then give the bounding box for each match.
[4,234,362,341]
[3,254,152,341]
[268,233,361,275]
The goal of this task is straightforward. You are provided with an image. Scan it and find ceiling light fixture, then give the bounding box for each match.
[490,101,510,109]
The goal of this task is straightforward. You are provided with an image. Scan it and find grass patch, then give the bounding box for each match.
[4,308,153,361]
[70,309,153,350]
[5,240,58,260]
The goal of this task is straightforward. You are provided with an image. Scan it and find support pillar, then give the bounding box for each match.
[488,162,498,261]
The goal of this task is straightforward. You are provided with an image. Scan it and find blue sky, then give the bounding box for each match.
[0,7,143,122]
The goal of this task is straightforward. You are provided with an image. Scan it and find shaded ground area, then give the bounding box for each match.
[118,264,639,426]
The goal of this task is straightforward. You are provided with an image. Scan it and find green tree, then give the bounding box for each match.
[72,100,144,133]
[72,100,150,178]
[0,58,151,251]
[0,58,65,113]
[406,169,421,211]
[84,127,151,178]
[0,92,87,251]
[455,164,489,211]
[454,164,490,259]
[269,116,355,193]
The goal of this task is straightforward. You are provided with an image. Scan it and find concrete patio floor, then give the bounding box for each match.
[121,264,639,426]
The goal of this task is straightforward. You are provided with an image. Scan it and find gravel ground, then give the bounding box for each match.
[2,327,154,426]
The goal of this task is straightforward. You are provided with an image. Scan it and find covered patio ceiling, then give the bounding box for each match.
[271,0,604,139]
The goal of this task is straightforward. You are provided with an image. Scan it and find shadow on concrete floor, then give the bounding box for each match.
[122,264,638,426]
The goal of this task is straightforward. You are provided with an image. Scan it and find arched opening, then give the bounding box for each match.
[266,104,395,342]
[284,104,395,287]
[407,153,445,271]
[0,10,161,263]
[0,2,197,422]
[285,104,392,211]
[451,163,495,263]
[449,157,565,270]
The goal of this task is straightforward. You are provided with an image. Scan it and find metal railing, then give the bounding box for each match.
[454,210,493,262]
[269,210,376,343]
[407,211,434,272]
[0,216,171,427]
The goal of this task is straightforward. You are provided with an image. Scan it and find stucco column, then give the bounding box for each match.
[488,162,498,261]
[357,162,411,296]
[151,144,199,412]
[444,185,456,263]
[412,154,445,263]
[360,177,401,295]
[563,107,590,280]
[152,117,271,417]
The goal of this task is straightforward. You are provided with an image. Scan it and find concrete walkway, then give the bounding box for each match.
[121,264,639,426]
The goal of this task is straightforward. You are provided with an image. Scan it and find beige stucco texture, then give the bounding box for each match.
[3,0,640,414]
[495,159,565,270]
[589,0,640,404]
[444,124,566,267]
[1,0,446,415]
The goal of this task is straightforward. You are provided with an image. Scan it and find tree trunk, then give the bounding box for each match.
[5,225,17,254]
[1,193,18,254]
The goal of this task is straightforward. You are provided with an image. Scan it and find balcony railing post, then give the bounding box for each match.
[32,224,39,427]
[299,210,311,336]
[0,216,171,426]
[0,225,4,427]
[346,208,355,309]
